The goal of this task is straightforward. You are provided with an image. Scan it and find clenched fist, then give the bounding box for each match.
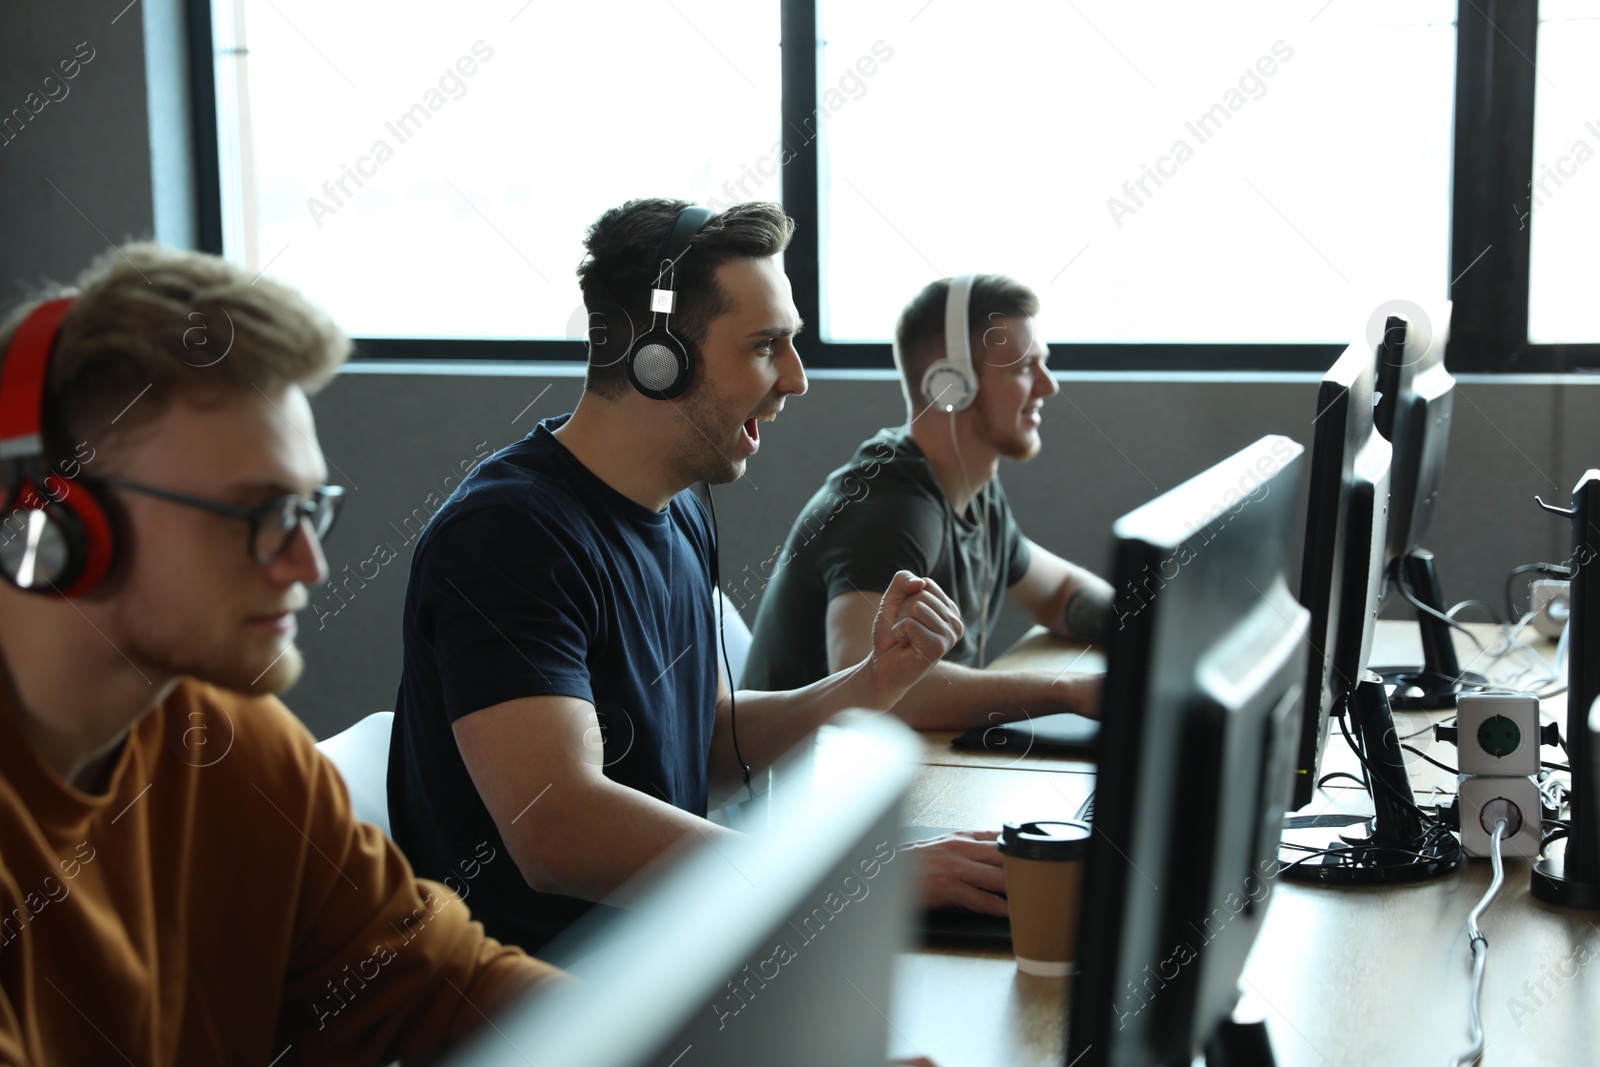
[864,571,965,705]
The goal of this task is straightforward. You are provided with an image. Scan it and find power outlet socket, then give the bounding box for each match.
[1457,775,1542,858]
[1456,693,1541,776]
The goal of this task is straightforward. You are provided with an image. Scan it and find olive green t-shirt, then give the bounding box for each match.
[741,426,1031,692]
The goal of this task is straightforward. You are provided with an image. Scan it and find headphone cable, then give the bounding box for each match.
[703,485,754,801]
[949,412,993,665]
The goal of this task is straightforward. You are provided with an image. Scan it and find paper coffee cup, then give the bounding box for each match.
[998,820,1091,976]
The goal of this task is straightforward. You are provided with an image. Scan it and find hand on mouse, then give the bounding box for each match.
[904,830,1007,917]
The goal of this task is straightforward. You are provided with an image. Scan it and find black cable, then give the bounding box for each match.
[1335,694,1455,833]
[1335,703,1372,795]
[1316,771,1368,790]
[1400,744,1459,775]
[703,486,753,801]
[1276,840,1454,876]
[1542,761,1571,772]
[1504,562,1573,621]
[1395,564,1487,656]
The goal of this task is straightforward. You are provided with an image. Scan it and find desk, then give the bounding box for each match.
[884,621,1599,1067]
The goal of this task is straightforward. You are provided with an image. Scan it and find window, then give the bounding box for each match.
[1527,0,1600,344]
[195,0,1587,370]
[212,0,780,340]
[820,2,1455,346]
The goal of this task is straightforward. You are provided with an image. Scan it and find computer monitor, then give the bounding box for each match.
[1068,436,1309,1067]
[1531,469,1600,908]
[1278,338,1460,884]
[1290,340,1392,812]
[1370,305,1492,709]
[443,714,919,1067]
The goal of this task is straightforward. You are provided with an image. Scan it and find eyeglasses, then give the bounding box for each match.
[97,478,344,565]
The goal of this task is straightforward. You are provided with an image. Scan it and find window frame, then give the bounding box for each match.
[185,0,1599,374]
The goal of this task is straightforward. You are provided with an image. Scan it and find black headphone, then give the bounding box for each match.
[0,297,120,597]
[625,205,715,401]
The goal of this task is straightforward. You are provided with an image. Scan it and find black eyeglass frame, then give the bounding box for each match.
[95,477,344,565]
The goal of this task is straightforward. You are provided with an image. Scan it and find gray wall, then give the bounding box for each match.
[293,364,1598,740]
[5,1,1597,740]
[1,1,164,296]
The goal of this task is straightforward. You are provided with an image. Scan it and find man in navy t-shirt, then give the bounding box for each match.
[390,200,1006,953]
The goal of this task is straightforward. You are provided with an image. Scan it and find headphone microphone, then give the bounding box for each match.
[0,297,119,597]
[625,205,716,401]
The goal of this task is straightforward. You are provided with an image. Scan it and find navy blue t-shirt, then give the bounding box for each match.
[388,414,718,953]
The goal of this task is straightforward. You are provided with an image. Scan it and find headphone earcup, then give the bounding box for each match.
[627,329,696,401]
[0,477,116,597]
[921,360,976,413]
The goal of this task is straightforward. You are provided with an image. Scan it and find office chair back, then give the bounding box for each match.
[315,711,394,837]
[717,591,753,689]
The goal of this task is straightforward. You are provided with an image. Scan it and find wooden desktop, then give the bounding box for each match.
[875,622,1597,1067]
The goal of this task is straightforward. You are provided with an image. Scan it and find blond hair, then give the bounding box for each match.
[0,243,349,468]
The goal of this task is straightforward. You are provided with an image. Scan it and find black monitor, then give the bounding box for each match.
[443,714,919,1067]
[1531,469,1600,908]
[1068,436,1309,1067]
[1370,305,1493,709]
[1278,337,1461,885]
[1290,340,1392,812]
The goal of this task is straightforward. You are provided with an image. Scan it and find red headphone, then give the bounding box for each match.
[0,298,118,597]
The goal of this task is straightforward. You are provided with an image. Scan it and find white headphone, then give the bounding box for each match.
[915,273,996,662]
[919,274,979,413]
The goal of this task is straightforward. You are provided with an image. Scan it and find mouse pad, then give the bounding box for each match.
[950,712,1101,760]
[918,907,1013,950]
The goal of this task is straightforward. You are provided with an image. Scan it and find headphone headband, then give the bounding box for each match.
[920,274,980,413]
[0,298,73,460]
[0,294,119,597]
[629,205,716,401]
[944,274,977,388]
[653,205,716,294]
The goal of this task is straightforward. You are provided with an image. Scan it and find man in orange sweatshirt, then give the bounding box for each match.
[0,244,559,1065]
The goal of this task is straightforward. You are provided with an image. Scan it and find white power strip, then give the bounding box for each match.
[1531,579,1570,639]
[1457,775,1542,858]
[1456,693,1541,776]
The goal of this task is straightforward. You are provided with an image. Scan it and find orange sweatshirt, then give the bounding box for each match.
[0,679,560,1066]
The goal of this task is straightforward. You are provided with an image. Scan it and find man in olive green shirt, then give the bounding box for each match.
[744,274,1110,729]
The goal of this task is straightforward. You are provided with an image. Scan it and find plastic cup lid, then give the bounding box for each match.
[999,819,1092,861]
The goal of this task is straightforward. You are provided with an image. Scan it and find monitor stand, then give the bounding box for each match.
[1279,674,1461,884]
[1531,845,1600,908]
[1375,549,1492,710]
[1530,692,1600,908]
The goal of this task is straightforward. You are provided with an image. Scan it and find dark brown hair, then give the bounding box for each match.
[892,274,1041,412]
[0,242,349,471]
[576,199,795,399]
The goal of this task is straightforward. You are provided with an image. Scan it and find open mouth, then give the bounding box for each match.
[741,411,778,452]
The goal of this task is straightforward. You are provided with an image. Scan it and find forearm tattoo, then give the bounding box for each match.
[1063,585,1113,643]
